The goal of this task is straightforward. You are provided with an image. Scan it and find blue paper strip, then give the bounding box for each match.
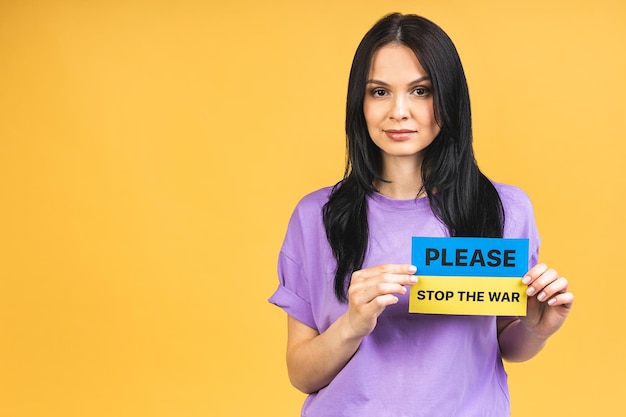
[411,237,529,277]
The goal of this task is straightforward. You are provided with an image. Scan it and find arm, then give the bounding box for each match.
[497,263,574,362]
[286,264,417,394]
[286,315,363,394]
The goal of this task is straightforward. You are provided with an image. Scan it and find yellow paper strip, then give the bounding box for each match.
[408,275,527,316]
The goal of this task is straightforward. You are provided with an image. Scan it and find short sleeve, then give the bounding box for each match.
[268,250,317,329]
[268,189,333,331]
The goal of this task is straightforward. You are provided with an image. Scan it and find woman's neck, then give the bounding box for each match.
[374,156,425,200]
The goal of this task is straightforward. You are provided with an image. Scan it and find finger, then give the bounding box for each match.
[353,264,417,280]
[349,281,409,304]
[349,272,416,294]
[374,281,409,296]
[372,293,401,308]
[522,262,549,285]
[349,292,401,321]
[547,291,574,308]
[378,271,418,286]
[525,268,559,297]
[535,277,569,303]
[352,264,418,286]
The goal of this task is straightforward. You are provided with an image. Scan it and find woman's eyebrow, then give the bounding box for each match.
[366,76,431,86]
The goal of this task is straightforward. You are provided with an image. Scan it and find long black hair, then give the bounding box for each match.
[323,13,505,302]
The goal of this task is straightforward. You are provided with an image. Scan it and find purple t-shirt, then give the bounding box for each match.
[269,183,539,417]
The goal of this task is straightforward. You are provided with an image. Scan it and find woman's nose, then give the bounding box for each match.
[389,95,408,120]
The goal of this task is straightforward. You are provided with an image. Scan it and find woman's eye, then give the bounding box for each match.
[413,87,429,96]
[371,88,387,97]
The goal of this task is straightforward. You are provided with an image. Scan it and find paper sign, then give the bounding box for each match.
[409,237,529,316]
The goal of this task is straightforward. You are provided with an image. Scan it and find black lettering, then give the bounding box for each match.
[458,291,485,302]
[487,249,502,267]
[446,291,454,300]
[425,249,439,266]
[469,249,485,267]
[441,249,453,266]
[489,291,519,302]
[455,249,468,266]
[489,291,501,302]
[417,290,425,300]
[424,246,517,269]
[503,250,516,267]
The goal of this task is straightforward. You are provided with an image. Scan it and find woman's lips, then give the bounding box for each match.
[384,129,417,141]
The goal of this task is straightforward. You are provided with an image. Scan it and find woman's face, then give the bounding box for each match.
[363,44,440,166]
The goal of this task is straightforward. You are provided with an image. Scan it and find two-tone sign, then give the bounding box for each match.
[409,237,529,316]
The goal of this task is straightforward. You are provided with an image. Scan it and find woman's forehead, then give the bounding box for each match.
[368,44,428,82]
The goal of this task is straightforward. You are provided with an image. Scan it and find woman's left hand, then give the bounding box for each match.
[520,262,574,339]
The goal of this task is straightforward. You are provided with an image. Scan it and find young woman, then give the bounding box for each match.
[269,13,573,416]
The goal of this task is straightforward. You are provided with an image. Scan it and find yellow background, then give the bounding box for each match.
[1,0,624,415]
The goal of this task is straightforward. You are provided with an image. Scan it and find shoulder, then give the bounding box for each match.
[493,182,534,213]
[283,186,334,236]
[298,185,335,206]
[280,186,334,263]
[292,186,334,217]
[492,182,539,239]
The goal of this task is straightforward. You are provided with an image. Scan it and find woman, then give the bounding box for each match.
[269,13,573,416]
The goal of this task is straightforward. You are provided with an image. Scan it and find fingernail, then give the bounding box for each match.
[526,287,535,296]
[409,276,418,283]
[522,276,531,285]
[548,298,557,306]
[537,292,546,301]
[408,265,417,273]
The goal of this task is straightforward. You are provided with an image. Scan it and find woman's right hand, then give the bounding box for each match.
[286,263,418,393]
[345,264,418,338]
